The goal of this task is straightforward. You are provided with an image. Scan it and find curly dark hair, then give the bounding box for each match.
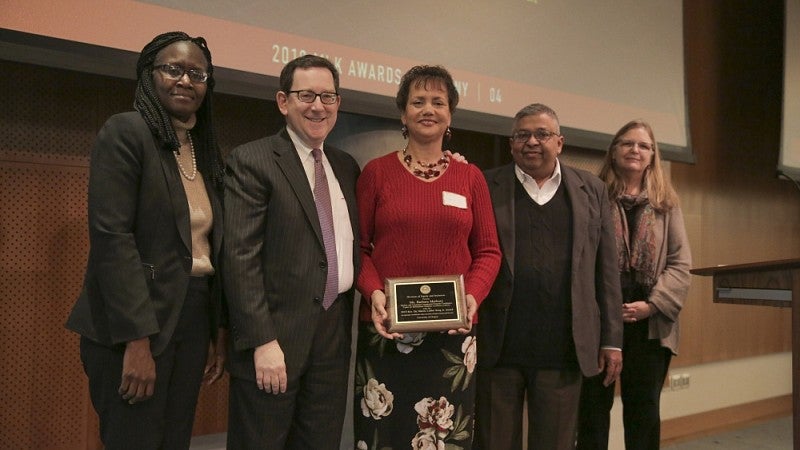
[133,31,224,190]
[395,65,459,113]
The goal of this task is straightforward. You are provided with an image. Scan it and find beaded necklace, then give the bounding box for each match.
[174,130,197,181]
[402,146,448,179]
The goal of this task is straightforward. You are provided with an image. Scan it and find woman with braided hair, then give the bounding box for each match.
[66,31,226,449]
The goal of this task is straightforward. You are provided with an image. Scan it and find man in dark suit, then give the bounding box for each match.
[224,55,360,449]
[475,103,623,450]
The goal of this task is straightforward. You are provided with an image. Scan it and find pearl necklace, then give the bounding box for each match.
[174,131,197,181]
[402,146,449,179]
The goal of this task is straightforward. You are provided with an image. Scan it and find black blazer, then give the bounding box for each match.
[223,128,360,381]
[66,112,224,356]
[478,163,623,377]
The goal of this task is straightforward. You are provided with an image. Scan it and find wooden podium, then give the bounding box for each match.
[691,258,800,449]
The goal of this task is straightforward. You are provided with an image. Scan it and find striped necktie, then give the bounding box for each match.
[312,148,338,309]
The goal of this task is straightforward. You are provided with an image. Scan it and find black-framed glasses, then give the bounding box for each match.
[288,90,339,105]
[153,63,209,83]
[617,140,654,152]
[511,129,560,144]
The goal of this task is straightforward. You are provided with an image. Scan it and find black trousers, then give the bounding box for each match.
[80,277,210,450]
[577,319,672,450]
[475,366,582,450]
[226,295,351,450]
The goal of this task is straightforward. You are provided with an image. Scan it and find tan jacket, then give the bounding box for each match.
[641,206,692,355]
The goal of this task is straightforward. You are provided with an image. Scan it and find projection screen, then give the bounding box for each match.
[0,0,692,160]
[780,0,800,179]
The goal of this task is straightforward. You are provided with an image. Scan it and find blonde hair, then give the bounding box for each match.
[599,120,678,212]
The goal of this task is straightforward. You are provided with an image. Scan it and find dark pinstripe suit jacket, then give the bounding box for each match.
[66,112,224,356]
[478,163,623,377]
[223,128,360,381]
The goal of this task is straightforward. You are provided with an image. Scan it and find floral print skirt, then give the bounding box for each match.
[354,322,477,450]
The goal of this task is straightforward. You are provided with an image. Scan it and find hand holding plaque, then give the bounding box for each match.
[384,275,469,333]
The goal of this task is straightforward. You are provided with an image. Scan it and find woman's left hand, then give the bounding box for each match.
[622,301,653,323]
[449,294,478,335]
[203,328,227,385]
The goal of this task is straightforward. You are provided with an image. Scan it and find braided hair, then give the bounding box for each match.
[133,31,224,190]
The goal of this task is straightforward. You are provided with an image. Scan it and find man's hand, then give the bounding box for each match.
[203,328,227,386]
[118,337,156,404]
[443,149,468,164]
[598,348,622,387]
[254,340,287,394]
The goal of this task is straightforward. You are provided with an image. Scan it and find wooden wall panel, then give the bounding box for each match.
[672,0,796,367]
[0,61,107,450]
[0,161,94,449]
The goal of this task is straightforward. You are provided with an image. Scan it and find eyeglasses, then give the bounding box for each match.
[617,140,654,152]
[153,63,209,83]
[511,129,560,144]
[288,90,339,105]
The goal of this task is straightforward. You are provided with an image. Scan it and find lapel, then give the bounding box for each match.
[158,145,192,254]
[491,164,517,277]
[272,129,325,246]
[208,183,223,261]
[561,166,590,267]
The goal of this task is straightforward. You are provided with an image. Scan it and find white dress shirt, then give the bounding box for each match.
[514,159,562,205]
[287,127,354,295]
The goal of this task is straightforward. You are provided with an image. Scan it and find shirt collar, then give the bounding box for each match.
[286,126,323,161]
[514,158,562,186]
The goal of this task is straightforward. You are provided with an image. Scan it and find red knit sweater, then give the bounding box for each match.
[356,151,501,322]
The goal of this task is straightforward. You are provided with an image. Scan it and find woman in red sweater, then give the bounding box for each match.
[353,65,501,450]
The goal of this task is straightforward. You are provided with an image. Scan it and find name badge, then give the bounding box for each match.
[442,191,467,209]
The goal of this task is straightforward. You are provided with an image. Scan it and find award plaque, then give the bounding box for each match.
[385,275,467,333]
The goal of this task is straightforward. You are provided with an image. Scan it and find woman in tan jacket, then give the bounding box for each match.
[577,120,692,450]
